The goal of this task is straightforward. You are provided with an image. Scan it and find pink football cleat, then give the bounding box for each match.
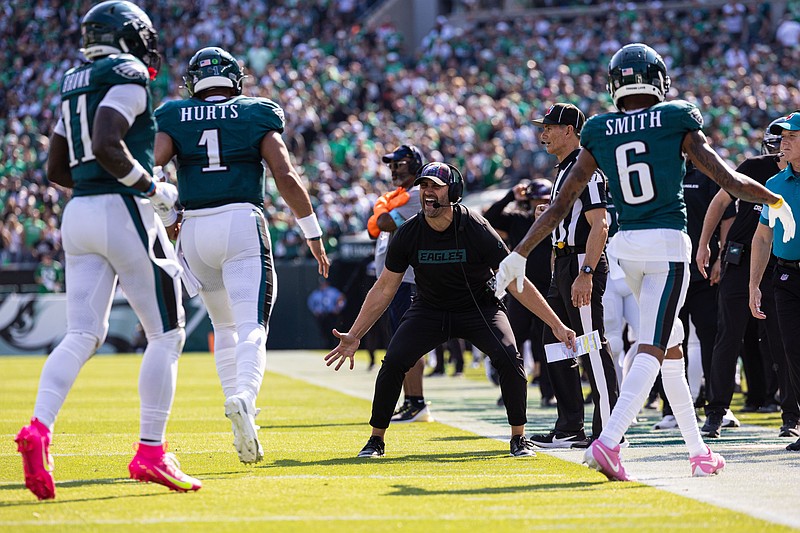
[15,418,56,500]
[584,439,634,482]
[690,444,726,477]
[128,442,202,493]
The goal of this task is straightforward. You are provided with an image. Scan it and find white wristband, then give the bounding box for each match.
[119,160,147,187]
[297,213,323,239]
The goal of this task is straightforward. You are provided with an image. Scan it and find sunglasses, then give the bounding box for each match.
[388,161,409,170]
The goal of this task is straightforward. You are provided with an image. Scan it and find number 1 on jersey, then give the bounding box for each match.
[198,129,228,172]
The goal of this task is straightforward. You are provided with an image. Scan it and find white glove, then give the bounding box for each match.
[155,204,178,226]
[768,195,796,243]
[494,251,527,298]
[148,181,179,211]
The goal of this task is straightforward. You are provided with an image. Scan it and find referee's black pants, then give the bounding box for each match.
[543,254,618,437]
[370,302,527,429]
[706,261,797,424]
[771,263,800,426]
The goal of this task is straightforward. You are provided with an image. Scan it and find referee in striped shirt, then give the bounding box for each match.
[528,103,620,448]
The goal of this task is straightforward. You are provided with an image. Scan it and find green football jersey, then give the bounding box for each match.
[59,54,154,197]
[580,100,704,232]
[155,96,285,210]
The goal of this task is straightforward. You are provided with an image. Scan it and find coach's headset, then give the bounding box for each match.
[413,162,464,207]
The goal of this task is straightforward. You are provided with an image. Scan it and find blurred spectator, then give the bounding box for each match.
[34,252,64,293]
[307,277,347,348]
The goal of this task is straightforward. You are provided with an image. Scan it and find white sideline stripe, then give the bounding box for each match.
[265,351,800,529]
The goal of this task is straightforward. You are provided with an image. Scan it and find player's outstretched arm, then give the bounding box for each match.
[261,131,331,277]
[683,130,778,205]
[684,130,794,242]
[324,269,403,371]
[494,149,598,297]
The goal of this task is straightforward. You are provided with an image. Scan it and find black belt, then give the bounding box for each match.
[553,243,585,258]
[777,258,800,271]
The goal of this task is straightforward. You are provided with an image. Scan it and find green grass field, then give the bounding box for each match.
[0,353,791,532]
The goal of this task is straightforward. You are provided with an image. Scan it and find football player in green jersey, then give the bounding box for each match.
[15,1,201,500]
[154,46,330,464]
[496,43,796,481]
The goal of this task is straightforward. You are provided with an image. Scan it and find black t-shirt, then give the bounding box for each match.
[385,205,509,310]
[726,155,781,245]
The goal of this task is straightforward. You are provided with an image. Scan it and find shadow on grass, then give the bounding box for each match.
[384,480,636,496]
[265,421,365,429]
[0,477,183,507]
[266,449,542,469]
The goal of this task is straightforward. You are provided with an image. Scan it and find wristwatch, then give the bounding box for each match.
[580,265,594,275]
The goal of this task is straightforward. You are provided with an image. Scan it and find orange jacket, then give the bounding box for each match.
[367,187,410,238]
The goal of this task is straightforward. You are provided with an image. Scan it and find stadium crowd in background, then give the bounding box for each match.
[2,1,799,270]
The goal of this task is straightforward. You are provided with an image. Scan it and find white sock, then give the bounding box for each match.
[139,329,184,442]
[599,353,661,449]
[235,323,266,410]
[213,324,238,399]
[661,357,706,457]
[34,332,98,429]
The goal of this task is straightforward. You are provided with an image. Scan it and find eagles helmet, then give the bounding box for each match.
[607,43,671,110]
[184,47,245,97]
[80,1,160,79]
[762,116,784,155]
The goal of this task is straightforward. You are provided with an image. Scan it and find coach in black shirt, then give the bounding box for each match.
[697,126,795,438]
[527,103,619,449]
[325,162,576,459]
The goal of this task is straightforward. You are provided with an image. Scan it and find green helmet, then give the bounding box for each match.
[607,43,671,110]
[183,47,245,97]
[80,1,160,78]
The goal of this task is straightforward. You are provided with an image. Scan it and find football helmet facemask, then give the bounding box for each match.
[80,1,160,79]
[607,43,671,110]
[762,117,784,155]
[184,47,245,97]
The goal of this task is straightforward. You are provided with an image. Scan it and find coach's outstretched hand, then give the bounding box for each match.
[324,329,360,371]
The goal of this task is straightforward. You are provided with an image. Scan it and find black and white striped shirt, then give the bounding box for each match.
[550,149,608,248]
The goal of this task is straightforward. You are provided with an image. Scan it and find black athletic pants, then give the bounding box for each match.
[543,253,618,437]
[771,263,800,426]
[370,302,527,429]
[706,260,797,424]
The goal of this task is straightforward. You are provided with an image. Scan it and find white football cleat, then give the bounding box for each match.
[225,395,264,464]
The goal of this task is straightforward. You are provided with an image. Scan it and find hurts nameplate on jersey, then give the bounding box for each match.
[544,330,602,363]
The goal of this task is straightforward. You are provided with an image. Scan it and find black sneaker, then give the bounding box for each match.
[510,435,537,457]
[357,436,385,458]
[702,412,723,438]
[787,437,800,451]
[392,400,410,417]
[531,430,589,449]
[779,422,800,438]
[390,402,434,423]
[758,403,781,413]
